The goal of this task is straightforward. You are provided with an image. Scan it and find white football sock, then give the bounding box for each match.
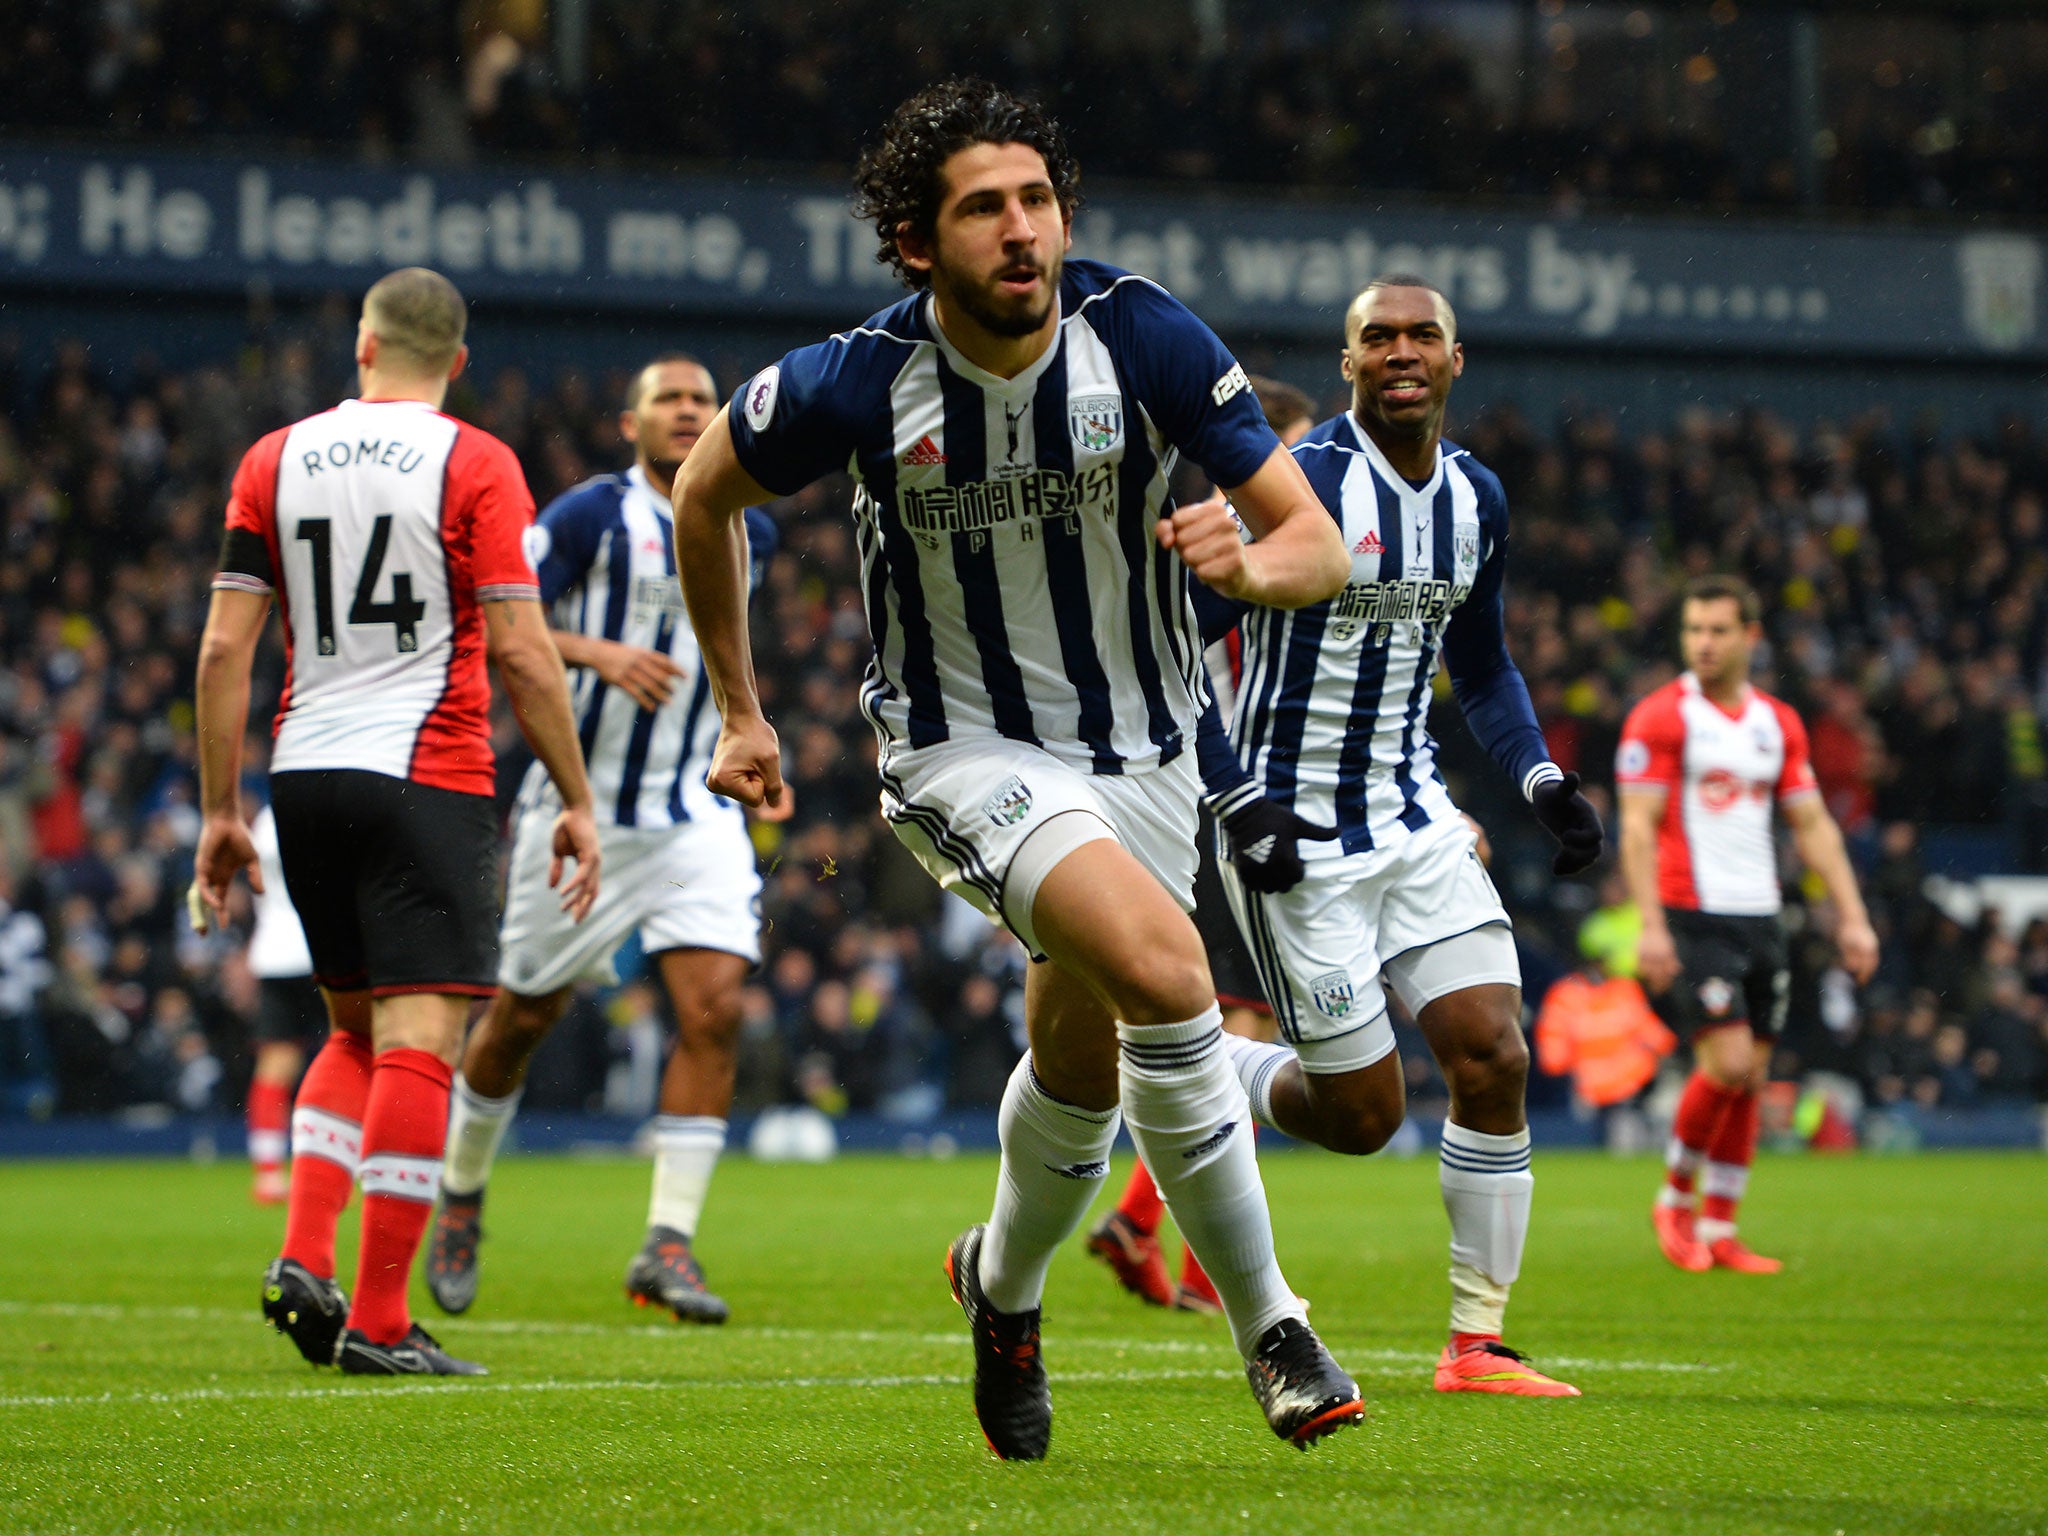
[647,1115,727,1239]
[1664,1136,1703,1197]
[1438,1120,1533,1336]
[980,1054,1121,1314]
[1219,1033,1293,1132]
[1120,1008,1301,1358]
[441,1074,521,1198]
[1695,1160,1751,1245]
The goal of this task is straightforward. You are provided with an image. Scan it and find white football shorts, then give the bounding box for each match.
[497,806,762,996]
[1221,813,1519,1074]
[878,738,1201,960]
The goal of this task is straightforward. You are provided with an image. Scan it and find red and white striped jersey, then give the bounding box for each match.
[1615,673,1818,916]
[214,398,539,797]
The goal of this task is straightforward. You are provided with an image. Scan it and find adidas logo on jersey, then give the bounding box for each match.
[1353,530,1385,556]
[901,434,947,466]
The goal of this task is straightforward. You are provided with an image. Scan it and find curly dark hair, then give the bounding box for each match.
[851,78,1082,290]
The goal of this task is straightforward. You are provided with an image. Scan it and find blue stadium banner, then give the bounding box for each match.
[0,147,2040,359]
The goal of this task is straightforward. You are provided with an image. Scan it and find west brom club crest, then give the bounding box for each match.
[1068,394,1124,454]
[1310,969,1356,1018]
[981,775,1034,827]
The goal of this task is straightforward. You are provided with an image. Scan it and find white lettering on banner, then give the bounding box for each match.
[607,210,769,290]
[0,179,51,263]
[1209,230,1509,317]
[789,197,904,290]
[21,153,2032,358]
[1069,213,1207,297]
[236,170,582,273]
[1074,213,1835,342]
[79,165,211,260]
[1528,227,1636,337]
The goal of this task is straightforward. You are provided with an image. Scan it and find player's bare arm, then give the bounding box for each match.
[1157,442,1349,607]
[1782,794,1880,982]
[485,596,602,921]
[1618,785,1680,992]
[673,405,784,812]
[549,628,684,712]
[192,586,273,928]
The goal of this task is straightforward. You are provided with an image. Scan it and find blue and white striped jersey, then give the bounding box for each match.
[729,259,1278,777]
[1226,413,1555,858]
[515,465,778,829]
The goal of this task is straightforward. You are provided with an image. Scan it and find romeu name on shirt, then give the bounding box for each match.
[213,397,540,797]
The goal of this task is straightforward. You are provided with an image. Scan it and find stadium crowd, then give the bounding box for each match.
[0,325,2044,1131]
[8,0,2048,218]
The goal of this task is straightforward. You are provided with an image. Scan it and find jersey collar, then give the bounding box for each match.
[923,292,1067,398]
[624,463,670,522]
[1346,411,1444,497]
[1681,670,1754,718]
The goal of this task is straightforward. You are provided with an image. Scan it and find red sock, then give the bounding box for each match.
[1450,1331,1501,1355]
[280,1030,373,1279]
[1700,1088,1759,1225]
[348,1048,453,1345]
[1117,1159,1165,1237]
[1665,1072,1739,1196]
[247,1079,291,1173]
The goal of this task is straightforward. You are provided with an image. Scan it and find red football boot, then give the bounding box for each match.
[1434,1339,1581,1397]
[1654,1201,1712,1272]
[1085,1210,1174,1307]
[1707,1236,1783,1274]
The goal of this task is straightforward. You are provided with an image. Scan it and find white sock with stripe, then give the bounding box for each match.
[1438,1121,1533,1336]
[1120,1008,1301,1359]
[647,1115,727,1239]
[980,1054,1121,1314]
[441,1074,521,1199]
[1219,1033,1292,1131]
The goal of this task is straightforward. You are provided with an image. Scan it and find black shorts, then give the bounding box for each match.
[1656,909,1789,1041]
[1193,809,1271,1017]
[252,975,328,1045]
[270,768,500,997]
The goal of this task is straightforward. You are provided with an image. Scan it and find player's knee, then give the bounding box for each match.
[491,992,563,1052]
[1104,943,1214,1027]
[1319,1107,1400,1157]
[1302,1070,1403,1156]
[674,982,745,1048]
[1444,1020,1528,1102]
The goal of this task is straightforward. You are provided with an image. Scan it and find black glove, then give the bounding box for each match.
[1221,797,1339,895]
[1530,770,1604,877]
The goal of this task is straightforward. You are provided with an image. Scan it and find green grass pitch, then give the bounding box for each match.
[1,1149,2043,1535]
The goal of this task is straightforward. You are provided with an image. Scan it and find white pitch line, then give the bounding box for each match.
[0,1298,1725,1376]
[0,1367,1247,1412]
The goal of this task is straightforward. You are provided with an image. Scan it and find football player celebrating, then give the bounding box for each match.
[673,80,1363,1458]
[1195,276,1603,1396]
